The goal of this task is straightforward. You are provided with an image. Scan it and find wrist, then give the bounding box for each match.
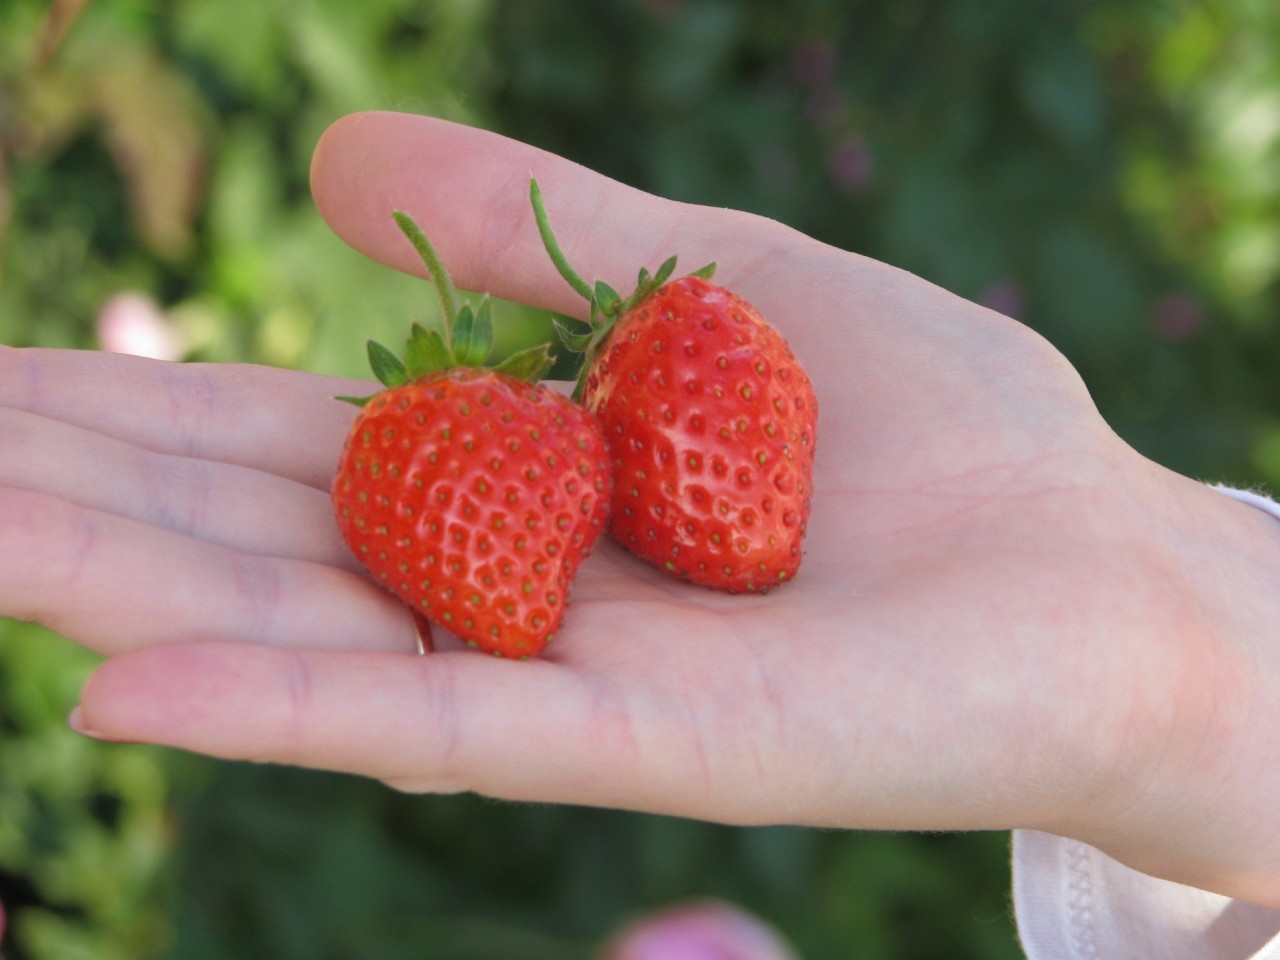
[1063,459,1280,905]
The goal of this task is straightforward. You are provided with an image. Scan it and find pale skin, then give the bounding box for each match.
[4,111,1280,908]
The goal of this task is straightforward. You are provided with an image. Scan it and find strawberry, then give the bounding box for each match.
[530,181,817,593]
[332,211,611,657]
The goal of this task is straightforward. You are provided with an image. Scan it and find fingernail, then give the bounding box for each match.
[605,901,798,960]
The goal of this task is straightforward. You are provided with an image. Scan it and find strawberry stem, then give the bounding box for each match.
[392,210,462,341]
[337,211,558,406]
[529,180,718,402]
[529,179,596,304]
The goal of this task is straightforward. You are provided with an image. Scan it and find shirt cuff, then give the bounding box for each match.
[1013,831,1280,959]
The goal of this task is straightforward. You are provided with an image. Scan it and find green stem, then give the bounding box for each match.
[393,210,462,337]
[529,179,596,304]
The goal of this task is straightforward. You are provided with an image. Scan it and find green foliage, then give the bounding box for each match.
[486,0,1280,482]
[156,769,1020,960]
[0,623,172,960]
[1,1,1278,958]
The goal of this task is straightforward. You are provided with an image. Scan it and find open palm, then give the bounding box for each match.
[8,112,1280,906]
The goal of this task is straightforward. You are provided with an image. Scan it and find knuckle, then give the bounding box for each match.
[0,488,96,619]
[383,662,469,793]
[280,649,315,755]
[228,552,285,645]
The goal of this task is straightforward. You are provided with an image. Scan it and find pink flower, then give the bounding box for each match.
[979,279,1025,320]
[827,134,874,195]
[96,292,183,361]
[601,900,800,960]
[1151,292,1205,342]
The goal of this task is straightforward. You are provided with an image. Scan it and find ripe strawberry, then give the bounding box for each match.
[531,181,817,593]
[332,211,611,657]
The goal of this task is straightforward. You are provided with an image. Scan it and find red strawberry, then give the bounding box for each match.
[531,181,817,593]
[332,212,611,657]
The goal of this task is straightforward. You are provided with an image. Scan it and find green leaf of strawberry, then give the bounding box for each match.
[493,341,556,381]
[405,323,452,378]
[367,339,410,388]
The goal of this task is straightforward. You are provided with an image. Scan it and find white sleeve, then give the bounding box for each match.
[1013,831,1280,959]
[1013,484,1280,960]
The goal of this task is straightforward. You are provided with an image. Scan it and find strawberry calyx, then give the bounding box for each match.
[338,210,555,407]
[529,179,715,401]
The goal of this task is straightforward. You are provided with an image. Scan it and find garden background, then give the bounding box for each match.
[1,0,1278,957]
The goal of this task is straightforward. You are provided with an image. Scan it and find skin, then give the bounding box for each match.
[4,111,1280,908]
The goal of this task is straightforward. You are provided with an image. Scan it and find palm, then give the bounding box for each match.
[540,282,1129,829]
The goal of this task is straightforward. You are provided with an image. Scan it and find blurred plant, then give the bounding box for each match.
[1096,2,1280,479]
[0,623,172,960]
[485,0,1280,482]
[0,0,208,351]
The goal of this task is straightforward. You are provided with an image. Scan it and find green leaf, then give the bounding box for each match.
[451,304,476,363]
[588,297,607,329]
[652,255,679,287]
[461,297,495,366]
[553,317,594,352]
[405,322,452,378]
[689,261,717,280]
[494,342,555,382]
[366,339,408,388]
[335,394,375,408]
[594,280,621,315]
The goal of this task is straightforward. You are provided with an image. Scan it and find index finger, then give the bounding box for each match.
[309,111,824,326]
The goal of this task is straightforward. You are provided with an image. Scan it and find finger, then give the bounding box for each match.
[307,112,1022,433]
[74,640,749,819]
[0,406,354,570]
[75,643,597,798]
[309,112,832,326]
[0,486,413,654]
[0,346,368,490]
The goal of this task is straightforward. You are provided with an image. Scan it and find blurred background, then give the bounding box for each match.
[1,0,1278,957]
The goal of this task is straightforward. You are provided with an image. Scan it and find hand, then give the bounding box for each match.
[13,112,1280,907]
